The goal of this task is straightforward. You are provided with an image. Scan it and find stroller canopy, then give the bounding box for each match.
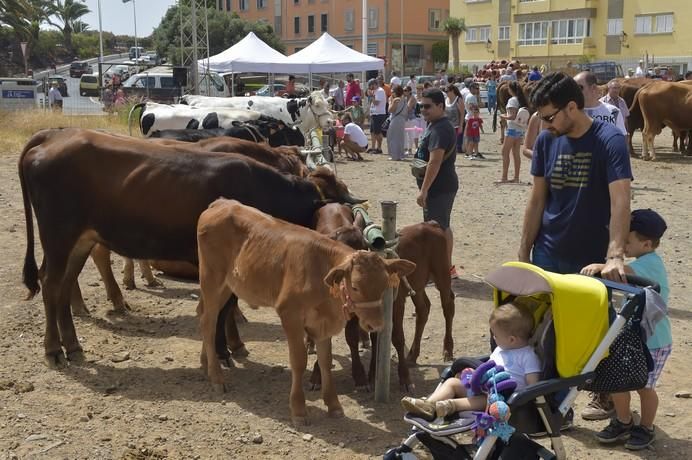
[485,262,609,378]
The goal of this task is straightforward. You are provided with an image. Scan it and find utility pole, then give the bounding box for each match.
[179,0,210,95]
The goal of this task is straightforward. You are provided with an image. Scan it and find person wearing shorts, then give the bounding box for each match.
[464,107,484,160]
[414,88,459,278]
[368,79,387,153]
[582,209,672,451]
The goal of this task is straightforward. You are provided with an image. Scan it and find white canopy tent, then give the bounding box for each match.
[198,31,305,74]
[285,33,384,73]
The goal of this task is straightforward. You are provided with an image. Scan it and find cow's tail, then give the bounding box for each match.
[127,102,147,137]
[18,131,47,300]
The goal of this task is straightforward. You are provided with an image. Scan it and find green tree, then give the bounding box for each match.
[0,0,32,37]
[152,3,285,66]
[431,40,449,69]
[443,17,466,72]
[46,0,91,58]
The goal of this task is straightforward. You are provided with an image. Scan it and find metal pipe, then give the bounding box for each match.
[374,200,397,402]
[352,205,385,251]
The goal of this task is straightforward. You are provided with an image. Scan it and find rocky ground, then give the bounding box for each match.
[1,112,691,459]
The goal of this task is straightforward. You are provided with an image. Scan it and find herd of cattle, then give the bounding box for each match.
[495,77,692,160]
[18,90,455,425]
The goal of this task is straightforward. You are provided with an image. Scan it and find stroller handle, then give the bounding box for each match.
[592,273,660,295]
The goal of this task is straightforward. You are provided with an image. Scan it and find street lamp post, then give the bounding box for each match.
[122,0,138,58]
[97,0,104,63]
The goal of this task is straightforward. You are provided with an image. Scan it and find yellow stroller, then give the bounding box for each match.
[386,262,656,460]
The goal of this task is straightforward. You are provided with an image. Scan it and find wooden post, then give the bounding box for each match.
[374,200,397,402]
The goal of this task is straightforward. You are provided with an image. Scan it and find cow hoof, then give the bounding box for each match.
[400,382,416,393]
[212,383,227,394]
[71,304,91,317]
[44,352,67,369]
[328,408,345,419]
[123,280,136,290]
[355,383,372,392]
[231,345,249,358]
[443,351,454,362]
[145,278,164,288]
[291,415,310,426]
[66,349,86,364]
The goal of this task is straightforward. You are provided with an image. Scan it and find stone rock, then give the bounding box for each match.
[26,434,49,442]
[111,351,131,363]
[675,391,692,398]
[302,434,314,442]
[252,434,263,444]
[158,414,168,421]
[79,415,89,422]
[14,381,34,394]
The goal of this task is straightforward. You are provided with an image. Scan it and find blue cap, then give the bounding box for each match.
[630,209,667,239]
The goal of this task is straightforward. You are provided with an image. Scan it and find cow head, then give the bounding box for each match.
[307,92,334,130]
[308,167,366,204]
[324,251,416,332]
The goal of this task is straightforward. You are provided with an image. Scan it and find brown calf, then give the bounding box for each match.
[196,199,415,425]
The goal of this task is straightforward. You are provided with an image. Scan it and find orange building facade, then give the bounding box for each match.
[216,0,450,75]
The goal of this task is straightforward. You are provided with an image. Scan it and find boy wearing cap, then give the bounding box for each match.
[581,209,671,450]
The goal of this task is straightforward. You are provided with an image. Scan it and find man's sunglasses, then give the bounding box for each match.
[421,103,434,109]
[539,107,563,123]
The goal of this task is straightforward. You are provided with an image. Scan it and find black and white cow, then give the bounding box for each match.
[149,123,306,147]
[181,91,333,138]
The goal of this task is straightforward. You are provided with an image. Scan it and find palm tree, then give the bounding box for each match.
[0,0,32,37]
[443,17,467,72]
[46,0,91,58]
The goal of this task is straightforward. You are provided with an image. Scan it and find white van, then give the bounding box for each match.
[0,77,39,110]
[122,68,227,97]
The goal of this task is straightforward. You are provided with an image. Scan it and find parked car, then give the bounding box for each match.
[129,46,145,60]
[45,75,68,97]
[253,82,310,97]
[145,51,161,66]
[69,61,92,78]
[79,74,99,97]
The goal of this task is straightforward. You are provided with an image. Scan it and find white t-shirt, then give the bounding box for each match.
[635,66,645,77]
[406,79,417,97]
[506,97,530,132]
[460,87,470,100]
[489,345,542,390]
[390,76,402,87]
[464,93,478,120]
[370,87,387,115]
[584,102,627,135]
[344,122,368,148]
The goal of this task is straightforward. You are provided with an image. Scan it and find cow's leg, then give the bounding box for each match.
[138,260,163,287]
[223,295,248,357]
[280,312,309,425]
[69,280,90,316]
[435,275,456,363]
[407,290,431,365]
[40,259,68,368]
[198,291,229,392]
[315,337,343,418]
[346,317,369,390]
[673,131,680,152]
[122,257,136,290]
[391,293,413,392]
[91,244,129,312]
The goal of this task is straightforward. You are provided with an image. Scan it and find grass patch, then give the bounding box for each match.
[0,109,132,156]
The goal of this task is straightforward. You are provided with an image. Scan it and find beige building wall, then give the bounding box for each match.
[218,0,450,75]
[450,0,692,74]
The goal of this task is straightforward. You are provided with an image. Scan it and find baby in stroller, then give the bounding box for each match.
[402,303,542,420]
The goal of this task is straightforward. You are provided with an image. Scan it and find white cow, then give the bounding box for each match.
[129,102,267,137]
[181,91,333,138]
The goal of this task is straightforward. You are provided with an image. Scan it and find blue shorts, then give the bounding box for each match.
[506,128,524,139]
[466,136,480,144]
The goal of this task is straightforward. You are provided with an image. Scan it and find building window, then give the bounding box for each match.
[635,15,652,34]
[239,0,248,11]
[517,21,549,46]
[550,18,590,44]
[257,0,267,9]
[405,44,423,69]
[429,9,442,31]
[607,18,623,36]
[226,0,231,11]
[655,14,673,33]
[498,26,510,41]
[367,43,378,56]
[294,16,300,34]
[465,26,491,43]
[321,14,328,32]
[274,16,282,34]
[368,8,378,29]
[345,9,354,31]
[294,0,300,4]
[308,15,315,33]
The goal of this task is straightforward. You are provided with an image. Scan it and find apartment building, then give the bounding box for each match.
[217,0,450,75]
[452,0,692,74]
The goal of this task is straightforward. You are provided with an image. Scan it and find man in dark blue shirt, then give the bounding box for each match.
[517,71,633,422]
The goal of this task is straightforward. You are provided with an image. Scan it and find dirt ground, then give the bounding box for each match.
[1,113,691,460]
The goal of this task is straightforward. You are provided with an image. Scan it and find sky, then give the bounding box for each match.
[80,0,177,37]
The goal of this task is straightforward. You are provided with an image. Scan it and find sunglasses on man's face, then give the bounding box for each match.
[539,107,563,123]
[421,103,434,109]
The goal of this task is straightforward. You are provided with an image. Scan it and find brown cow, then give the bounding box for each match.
[196,199,415,425]
[72,136,313,316]
[20,128,364,367]
[631,81,692,160]
[308,214,455,392]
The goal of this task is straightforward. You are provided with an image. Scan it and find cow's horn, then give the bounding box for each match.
[343,193,367,204]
